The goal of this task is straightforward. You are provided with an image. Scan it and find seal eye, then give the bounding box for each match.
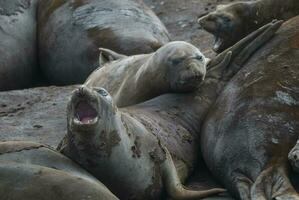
[196,55,203,61]
[94,88,108,96]
[171,57,184,65]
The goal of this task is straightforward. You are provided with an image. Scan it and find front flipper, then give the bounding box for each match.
[161,147,226,200]
[251,165,299,200]
[207,20,283,79]
[98,48,127,67]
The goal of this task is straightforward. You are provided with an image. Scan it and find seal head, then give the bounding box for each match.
[198,2,251,52]
[154,41,209,92]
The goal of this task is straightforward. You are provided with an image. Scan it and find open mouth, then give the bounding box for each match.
[213,34,224,52]
[73,101,99,125]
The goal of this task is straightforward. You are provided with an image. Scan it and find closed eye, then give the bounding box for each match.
[171,57,185,65]
[94,88,108,97]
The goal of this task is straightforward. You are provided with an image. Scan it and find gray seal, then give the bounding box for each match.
[0,141,118,200]
[37,0,170,85]
[0,0,38,91]
[85,41,210,107]
[58,21,281,200]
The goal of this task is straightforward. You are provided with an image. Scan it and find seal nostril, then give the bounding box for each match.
[294,154,298,160]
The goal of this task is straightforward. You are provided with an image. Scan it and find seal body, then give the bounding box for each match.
[58,21,281,199]
[0,0,38,91]
[198,0,299,52]
[85,41,209,107]
[0,141,118,200]
[38,0,170,85]
[201,17,299,199]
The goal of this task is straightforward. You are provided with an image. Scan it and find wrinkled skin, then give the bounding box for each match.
[0,0,38,91]
[201,17,299,200]
[0,141,118,200]
[85,41,209,108]
[37,0,170,85]
[58,21,281,200]
[198,0,299,52]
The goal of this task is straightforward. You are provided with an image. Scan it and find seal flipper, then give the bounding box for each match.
[251,165,299,200]
[98,48,127,67]
[223,20,283,80]
[161,147,226,199]
[233,173,253,200]
[209,19,283,70]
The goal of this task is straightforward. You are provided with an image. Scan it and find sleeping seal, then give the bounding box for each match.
[0,0,38,91]
[85,41,210,107]
[0,141,118,200]
[37,0,170,85]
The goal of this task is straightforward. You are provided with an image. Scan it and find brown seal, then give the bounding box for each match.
[57,21,281,199]
[201,17,299,199]
[198,0,299,52]
[37,0,170,85]
[85,41,210,107]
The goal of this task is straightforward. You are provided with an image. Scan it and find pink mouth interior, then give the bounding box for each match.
[75,101,98,123]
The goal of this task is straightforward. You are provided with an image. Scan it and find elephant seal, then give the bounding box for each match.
[0,0,38,91]
[0,141,118,200]
[37,0,170,85]
[288,141,299,173]
[58,21,281,199]
[85,41,210,107]
[198,0,299,52]
[201,17,299,199]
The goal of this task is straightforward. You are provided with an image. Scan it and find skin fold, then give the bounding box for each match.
[201,17,299,200]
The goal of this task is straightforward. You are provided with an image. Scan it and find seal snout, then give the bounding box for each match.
[71,86,100,126]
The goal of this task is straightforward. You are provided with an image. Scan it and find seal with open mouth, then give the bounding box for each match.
[37,0,170,85]
[85,41,210,107]
[58,21,281,200]
[198,0,299,52]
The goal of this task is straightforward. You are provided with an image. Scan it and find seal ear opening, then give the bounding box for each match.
[98,48,127,67]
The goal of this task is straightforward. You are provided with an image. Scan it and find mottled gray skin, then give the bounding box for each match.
[58,21,281,200]
[288,141,299,174]
[37,0,170,85]
[0,0,38,91]
[198,0,299,52]
[0,141,118,200]
[201,17,299,200]
[85,41,209,108]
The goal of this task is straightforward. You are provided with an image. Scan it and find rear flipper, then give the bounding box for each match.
[288,141,299,173]
[251,165,299,200]
[161,147,226,200]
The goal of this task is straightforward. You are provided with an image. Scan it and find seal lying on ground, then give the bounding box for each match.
[57,21,281,199]
[201,17,299,200]
[198,0,299,52]
[0,0,38,91]
[37,0,170,85]
[85,41,210,107]
[0,141,118,200]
